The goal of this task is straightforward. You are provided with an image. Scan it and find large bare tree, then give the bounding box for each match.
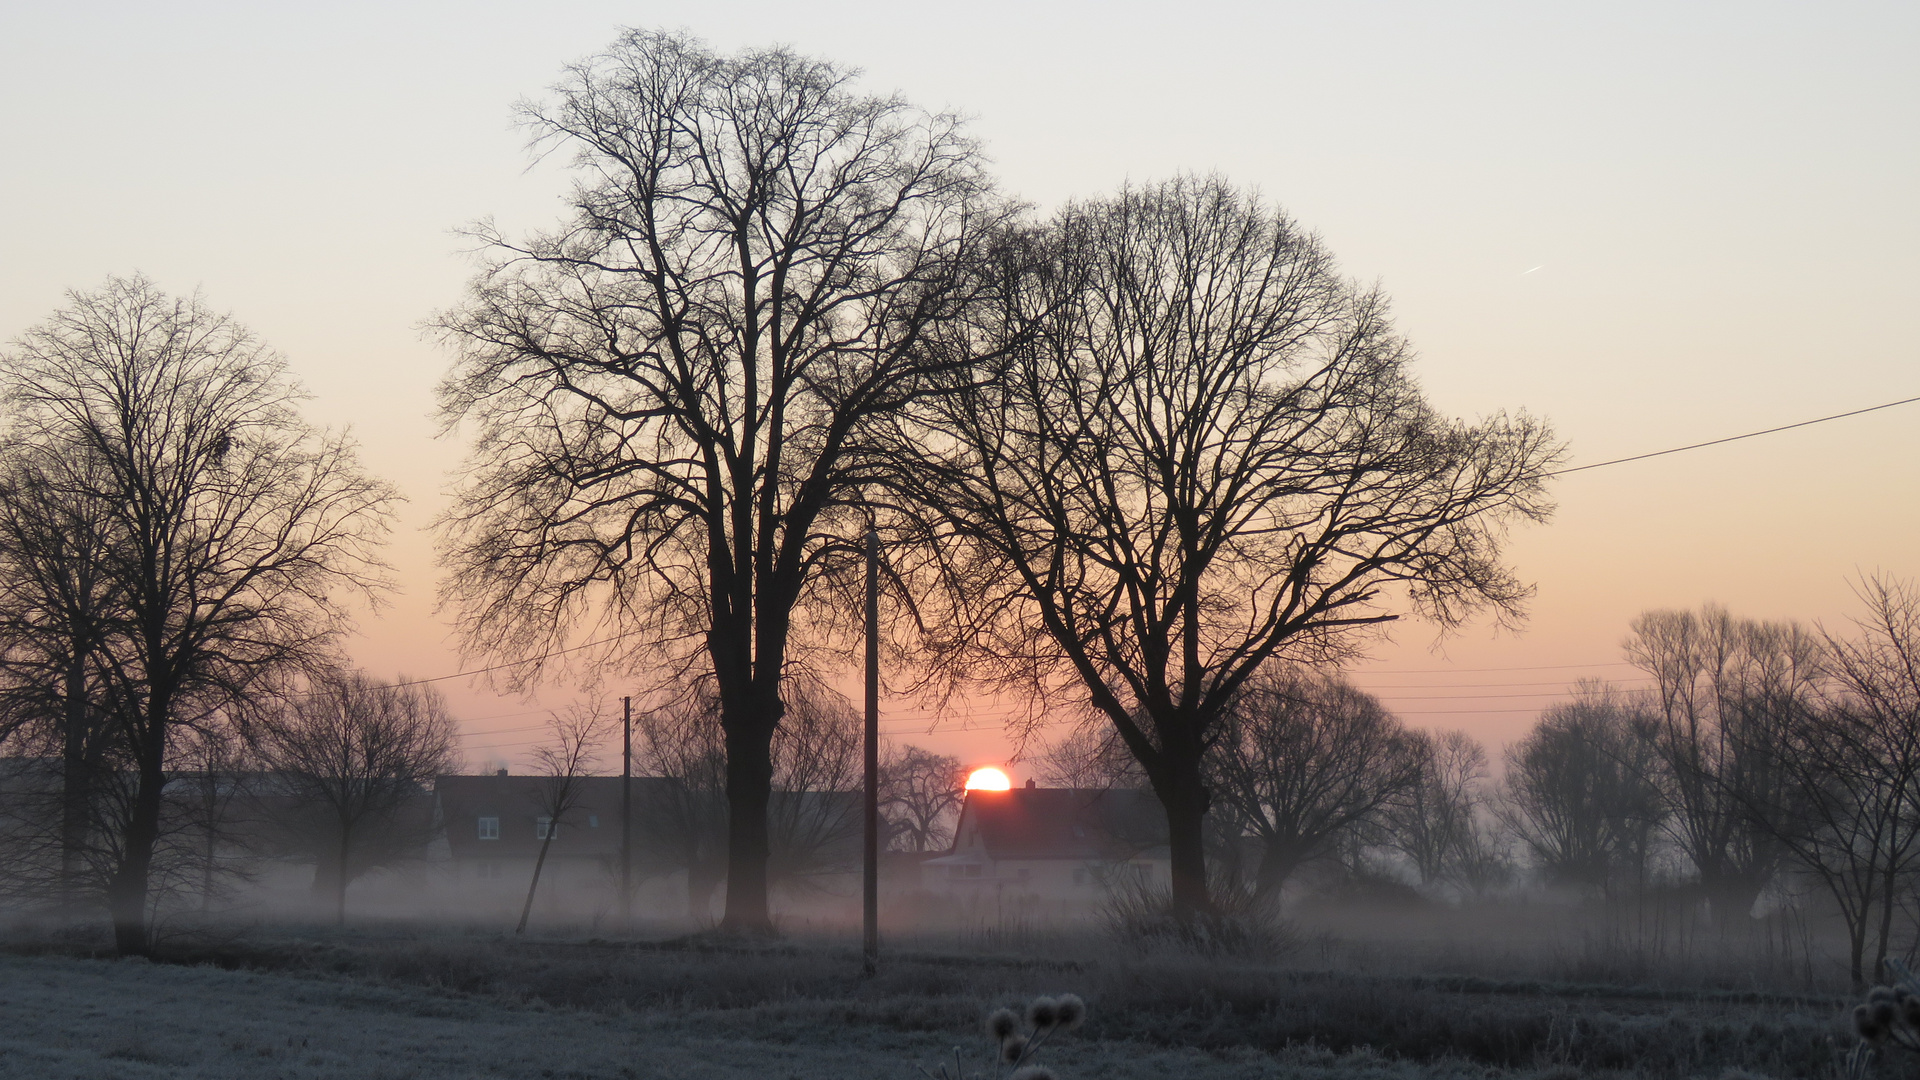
[899,176,1558,919]
[435,30,1010,934]
[252,667,457,924]
[0,275,396,953]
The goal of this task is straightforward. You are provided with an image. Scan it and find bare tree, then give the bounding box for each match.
[252,668,457,924]
[434,29,1012,934]
[633,694,729,917]
[637,676,862,914]
[879,744,966,853]
[0,275,397,953]
[1747,577,1920,987]
[1036,723,1147,791]
[764,679,862,888]
[1208,665,1423,904]
[899,175,1559,919]
[518,706,613,934]
[1625,604,1816,922]
[1499,688,1664,894]
[1383,729,1491,893]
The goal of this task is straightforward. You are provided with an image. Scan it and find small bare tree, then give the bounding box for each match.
[879,744,966,853]
[518,706,613,934]
[1500,688,1664,894]
[1037,723,1147,791]
[633,694,729,918]
[1383,729,1491,893]
[1626,604,1816,921]
[252,668,457,924]
[637,677,862,914]
[1747,577,1920,987]
[1208,665,1423,904]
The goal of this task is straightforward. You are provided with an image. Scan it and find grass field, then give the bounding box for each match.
[0,908,1876,1079]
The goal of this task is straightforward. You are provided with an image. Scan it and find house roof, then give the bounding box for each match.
[949,784,1167,862]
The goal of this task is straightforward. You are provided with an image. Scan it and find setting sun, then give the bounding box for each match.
[964,767,1011,791]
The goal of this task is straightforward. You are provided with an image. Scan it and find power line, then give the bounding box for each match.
[1549,394,1920,477]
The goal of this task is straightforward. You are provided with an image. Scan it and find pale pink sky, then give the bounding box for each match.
[2,2,1914,772]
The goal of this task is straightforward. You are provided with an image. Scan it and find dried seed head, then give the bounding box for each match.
[1001,1034,1029,1063]
[1027,996,1059,1029]
[1009,1069,1057,1080]
[1872,1000,1899,1028]
[1053,993,1086,1031]
[1857,1003,1889,1043]
[1902,995,1920,1028]
[985,1008,1020,1041]
[1870,985,1899,1004]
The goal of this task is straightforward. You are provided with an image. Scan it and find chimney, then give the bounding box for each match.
[1025,778,1036,789]
[495,768,508,777]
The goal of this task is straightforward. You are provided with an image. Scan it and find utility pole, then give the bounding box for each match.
[863,527,880,976]
[621,694,632,930]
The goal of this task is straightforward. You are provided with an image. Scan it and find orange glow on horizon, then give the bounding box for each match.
[964,767,1011,791]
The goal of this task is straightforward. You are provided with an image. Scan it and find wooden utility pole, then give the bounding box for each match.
[863,527,880,975]
[621,694,633,929]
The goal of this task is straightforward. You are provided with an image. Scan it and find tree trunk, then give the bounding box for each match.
[1150,761,1212,921]
[720,715,776,934]
[107,749,166,955]
[335,821,353,926]
[59,661,90,907]
[1252,841,1301,907]
[516,832,557,935]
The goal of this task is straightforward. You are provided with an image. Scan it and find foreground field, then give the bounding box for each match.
[0,952,1509,1080]
[0,922,1867,1079]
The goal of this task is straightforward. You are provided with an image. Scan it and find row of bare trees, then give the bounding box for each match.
[1495,586,1920,987]
[431,28,1559,933]
[0,275,408,952]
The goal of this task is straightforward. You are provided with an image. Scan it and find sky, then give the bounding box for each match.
[1,1,1914,773]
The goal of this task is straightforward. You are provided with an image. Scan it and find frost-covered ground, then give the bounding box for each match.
[0,954,1509,1080]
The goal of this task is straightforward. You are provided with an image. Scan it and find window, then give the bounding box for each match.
[536,816,555,840]
[588,814,599,828]
[477,816,499,840]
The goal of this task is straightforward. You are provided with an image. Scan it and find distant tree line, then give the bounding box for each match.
[1034,586,1920,989]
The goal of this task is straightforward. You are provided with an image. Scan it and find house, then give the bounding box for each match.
[923,781,1169,911]
[435,772,684,903]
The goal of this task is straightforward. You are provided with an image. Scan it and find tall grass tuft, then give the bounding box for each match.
[1097,872,1293,958]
